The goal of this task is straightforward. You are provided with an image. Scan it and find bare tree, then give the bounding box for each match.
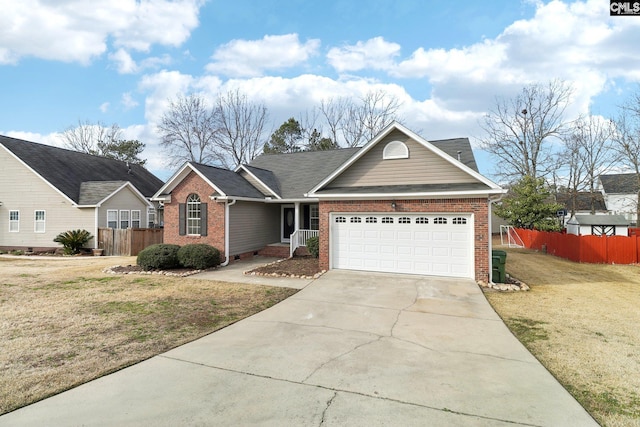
[612,92,640,224]
[213,89,269,168]
[319,90,401,148]
[61,120,122,155]
[157,94,220,168]
[480,80,573,180]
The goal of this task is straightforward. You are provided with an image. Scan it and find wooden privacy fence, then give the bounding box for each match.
[98,228,164,256]
[514,228,640,264]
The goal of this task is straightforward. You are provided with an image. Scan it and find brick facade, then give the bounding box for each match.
[163,171,226,257]
[318,199,490,282]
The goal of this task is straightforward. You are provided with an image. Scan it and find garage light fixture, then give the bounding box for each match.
[391,202,397,209]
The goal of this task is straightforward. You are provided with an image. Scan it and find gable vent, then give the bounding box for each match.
[383,140,409,160]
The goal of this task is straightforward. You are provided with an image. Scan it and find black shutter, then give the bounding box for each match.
[179,203,186,235]
[200,203,208,236]
[303,205,310,229]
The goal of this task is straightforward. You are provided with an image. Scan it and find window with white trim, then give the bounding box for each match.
[433,217,447,224]
[310,205,319,230]
[381,217,394,224]
[187,193,201,235]
[34,210,46,233]
[350,217,362,223]
[9,210,19,232]
[383,140,409,159]
[335,216,346,223]
[415,217,428,224]
[131,210,141,228]
[107,210,118,228]
[148,208,156,228]
[453,217,467,225]
[119,210,130,229]
[365,217,377,223]
[398,217,411,224]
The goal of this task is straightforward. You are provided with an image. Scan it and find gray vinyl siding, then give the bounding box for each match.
[229,201,280,254]
[239,170,272,196]
[0,148,95,249]
[98,188,150,228]
[329,130,477,188]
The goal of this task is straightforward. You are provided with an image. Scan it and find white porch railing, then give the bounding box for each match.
[290,229,319,257]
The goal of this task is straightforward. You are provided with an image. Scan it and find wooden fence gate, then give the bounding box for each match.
[98,228,164,256]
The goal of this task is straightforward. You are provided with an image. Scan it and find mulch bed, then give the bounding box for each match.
[245,256,323,279]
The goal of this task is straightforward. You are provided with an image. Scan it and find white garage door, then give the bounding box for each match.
[331,213,473,278]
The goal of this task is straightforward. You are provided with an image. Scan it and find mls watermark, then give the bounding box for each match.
[610,1,640,15]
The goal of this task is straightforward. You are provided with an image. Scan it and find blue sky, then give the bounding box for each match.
[1,0,639,180]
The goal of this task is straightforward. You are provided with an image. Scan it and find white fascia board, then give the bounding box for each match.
[211,195,267,203]
[1,143,78,206]
[152,162,228,199]
[312,188,507,200]
[237,165,281,199]
[97,182,154,208]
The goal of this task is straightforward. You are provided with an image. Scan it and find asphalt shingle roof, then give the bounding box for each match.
[79,181,128,205]
[430,138,479,172]
[190,163,266,199]
[570,214,629,226]
[556,192,607,212]
[243,165,281,196]
[600,173,640,194]
[0,135,163,203]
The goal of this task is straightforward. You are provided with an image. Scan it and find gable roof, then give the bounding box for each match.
[190,163,265,199]
[307,121,502,198]
[556,192,607,212]
[0,135,163,204]
[568,214,629,226]
[239,165,282,198]
[600,173,639,194]
[247,148,359,199]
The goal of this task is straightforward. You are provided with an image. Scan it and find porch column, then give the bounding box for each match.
[294,202,300,231]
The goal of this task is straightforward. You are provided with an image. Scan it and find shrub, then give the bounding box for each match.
[53,229,93,255]
[306,236,319,258]
[137,244,181,270]
[177,244,221,270]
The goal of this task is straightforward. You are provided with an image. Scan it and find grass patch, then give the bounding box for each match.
[505,317,548,344]
[0,256,297,415]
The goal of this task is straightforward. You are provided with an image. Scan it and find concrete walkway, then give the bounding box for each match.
[0,268,597,426]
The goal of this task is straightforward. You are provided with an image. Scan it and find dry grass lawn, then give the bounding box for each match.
[0,256,297,415]
[486,247,640,427]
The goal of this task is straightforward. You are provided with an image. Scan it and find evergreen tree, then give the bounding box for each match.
[495,176,563,231]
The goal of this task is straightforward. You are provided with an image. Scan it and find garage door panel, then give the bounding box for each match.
[331,213,473,278]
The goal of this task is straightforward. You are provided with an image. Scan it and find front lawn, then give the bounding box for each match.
[486,248,640,427]
[0,256,297,415]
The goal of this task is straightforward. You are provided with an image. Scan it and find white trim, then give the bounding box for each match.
[34,210,46,233]
[236,165,281,199]
[152,162,227,200]
[9,210,19,233]
[280,204,295,242]
[131,210,141,228]
[106,209,118,228]
[307,121,503,196]
[312,189,505,200]
[94,182,153,209]
[383,140,409,159]
[119,210,130,229]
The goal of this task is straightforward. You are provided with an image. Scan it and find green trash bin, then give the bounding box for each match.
[492,250,507,283]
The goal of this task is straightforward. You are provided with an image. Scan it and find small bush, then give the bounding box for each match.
[306,236,319,258]
[53,229,93,255]
[177,244,221,270]
[137,244,181,270]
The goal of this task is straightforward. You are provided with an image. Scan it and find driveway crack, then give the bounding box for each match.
[319,391,337,426]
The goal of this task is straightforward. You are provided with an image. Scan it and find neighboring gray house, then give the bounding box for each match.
[154,122,505,282]
[599,173,640,225]
[566,214,629,236]
[0,136,164,252]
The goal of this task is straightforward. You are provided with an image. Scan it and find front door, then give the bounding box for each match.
[282,207,295,241]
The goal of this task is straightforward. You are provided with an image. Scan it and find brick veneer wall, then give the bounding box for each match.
[163,171,226,257]
[318,199,490,282]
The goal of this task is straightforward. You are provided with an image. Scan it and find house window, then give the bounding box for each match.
[107,210,118,228]
[119,210,130,229]
[34,210,46,233]
[382,140,409,160]
[131,210,141,228]
[9,210,19,232]
[310,205,319,230]
[365,217,377,223]
[335,216,346,223]
[350,217,362,223]
[187,193,201,235]
[415,217,428,224]
[453,217,467,225]
[381,217,394,224]
[434,217,447,224]
[398,217,411,224]
[148,208,156,228]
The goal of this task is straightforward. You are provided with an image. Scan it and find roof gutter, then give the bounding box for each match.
[220,199,236,267]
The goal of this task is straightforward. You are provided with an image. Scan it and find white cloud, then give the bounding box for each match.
[327,37,401,73]
[0,0,203,65]
[109,49,138,74]
[121,93,139,110]
[206,34,321,77]
[99,102,110,113]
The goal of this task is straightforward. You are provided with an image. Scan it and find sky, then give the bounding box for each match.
[1,0,639,181]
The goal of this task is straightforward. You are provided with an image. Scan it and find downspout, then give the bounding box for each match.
[220,199,237,266]
[488,193,505,284]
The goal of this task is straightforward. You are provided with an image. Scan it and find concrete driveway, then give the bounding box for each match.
[0,269,596,426]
